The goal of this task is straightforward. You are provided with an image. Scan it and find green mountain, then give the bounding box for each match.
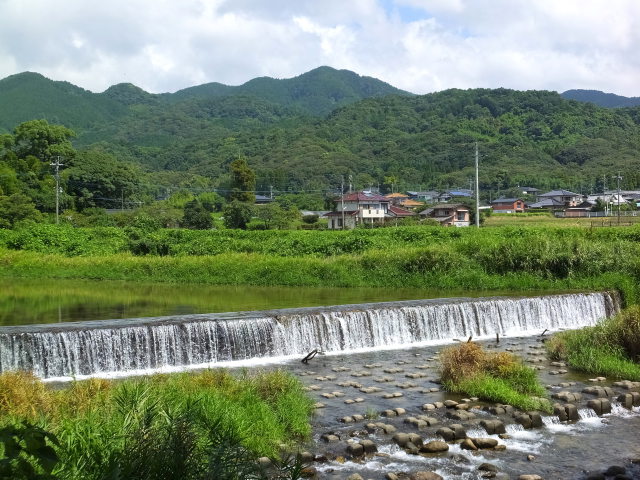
[1,68,640,200]
[561,89,640,108]
[167,67,410,115]
[0,72,127,132]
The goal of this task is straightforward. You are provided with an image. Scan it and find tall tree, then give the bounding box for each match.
[229,157,256,203]
[13,119,75,160]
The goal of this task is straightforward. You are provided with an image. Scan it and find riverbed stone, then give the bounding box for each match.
[340,416,354,423]
[480,419,506,434]
[360,439,377,454]
[582,386,615,397]
[617,393,639,409]
[473,438,499,449]
[586,398,612,415]
[420,441,449,453]
[346,442,364,457]
[447,410,475,421]
[383,424,397,434]
[392,433,410,447]
[552,391,582,403]
[422,403,436,411]
[321,433,340,443]
[408,433,423,448]
[517,476,543,480]
[479,463,499,473]
[564,403,580,421]
[460,438,478,450]
[346,474,364,480]
[410,472,443,480]
[444,400,459,408]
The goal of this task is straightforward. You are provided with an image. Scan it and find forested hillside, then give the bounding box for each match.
[1,68,640,200]
[562,89,640,108]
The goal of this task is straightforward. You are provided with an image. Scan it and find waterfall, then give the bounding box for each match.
[0,292,619,379]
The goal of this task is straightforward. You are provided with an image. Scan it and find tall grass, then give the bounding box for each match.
[0,370,314,480]
[440,343,551,412]
[546,306,640,380]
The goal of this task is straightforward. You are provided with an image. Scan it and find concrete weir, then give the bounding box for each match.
[0,292,619,379]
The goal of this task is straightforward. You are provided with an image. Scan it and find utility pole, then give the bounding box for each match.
[341,176,345,230]
[613,172,622,225]
[475,142,480,228]
[269,185,273,199]
[50,156,64,224]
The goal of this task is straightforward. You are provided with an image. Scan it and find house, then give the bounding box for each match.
[520,186,539,196]
[536,189,583,207]
[528,198,565,209]
[398,198,424,209]
[324,191,390,229]
[407,191,438,203]
[324,191,418,229]
[254,195,274,204]
[384,193,409,205]
[419,203,470,227]
[491,198,526,213]
[563,201,595,217]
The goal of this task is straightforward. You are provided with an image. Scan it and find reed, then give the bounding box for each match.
[0,369,314,480]
[546,306,640,380]
[440,342,551,412]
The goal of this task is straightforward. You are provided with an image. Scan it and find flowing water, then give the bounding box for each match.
[1,289,638,479]
[0,292,617,380]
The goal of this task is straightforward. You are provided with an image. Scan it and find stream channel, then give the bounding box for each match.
[0,280,639,479]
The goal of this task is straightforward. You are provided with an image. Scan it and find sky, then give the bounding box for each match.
[0,0,638,96]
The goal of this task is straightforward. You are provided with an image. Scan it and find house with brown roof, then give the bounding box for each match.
[419,203,470,227]
[324,192,416,229]
[491,198,526,213]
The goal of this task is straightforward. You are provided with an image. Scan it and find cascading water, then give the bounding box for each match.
[0,292,619,379]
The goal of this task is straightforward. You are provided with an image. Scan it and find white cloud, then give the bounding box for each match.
[0,0,638,96]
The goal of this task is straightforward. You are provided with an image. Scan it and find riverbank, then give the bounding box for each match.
[1,224,640,305]
[0,369,313,480]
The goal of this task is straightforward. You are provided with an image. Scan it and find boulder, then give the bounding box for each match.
[360,439,377,454]
[480,419,506,435]
[450,424,467,439]
[420,441,449,453]
[460,438,478,450]
[479,463,499,472]
[346,442,364,457]
[564,404,579,421]
[392,433,410,448]
[346,474,364,480]
[410,472,443,480]
[473,438,499,449]
[436,427,455,441]
[408,433,423,448]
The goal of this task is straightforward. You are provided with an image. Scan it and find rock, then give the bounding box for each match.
[392,433,410,448]
[346,474,364,480]
[605,466,626,476]
[450,424,467,439]
[460,438,478,450]
[395,407,407,415]
[587,398,612,415]
[408,433,423,447]
[480,419,506,435]
[552,404,568,421]
[321,434,339,443]
[383,424,397,434]
[257,457,271,468]
[447,410,475,421]
[479,463,499,472]
[444,400,459,408]
[360,439,378,454]
[584,473,605,480]
[618,393,634,409]
[382,409,397,417]
[353,414,365,422]
[564,403,579,421]
[515,413,532,429]
[473,438,499,449]
[436,427,455,441]
[298,451,314,463]
[365,423,377,432]
[517,476,543,480]
[386,474,399,480]
[300,466,317,478]
[420,440,449,453]
[528,412,543,428]
[346,442,364,457]
[527,455,535,461]
[340,416,354,423]
[422,403,436,411]
[410,472,443,480]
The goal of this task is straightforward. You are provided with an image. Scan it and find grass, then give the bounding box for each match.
[440,342,551,413]
[0,369,314,480]
[546,306,640,380]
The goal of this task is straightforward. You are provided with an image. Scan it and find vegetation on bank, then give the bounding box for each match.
[546,306,640,380]
[0,369,313,480]
[440,342,551,412]
[1,224,639,305]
